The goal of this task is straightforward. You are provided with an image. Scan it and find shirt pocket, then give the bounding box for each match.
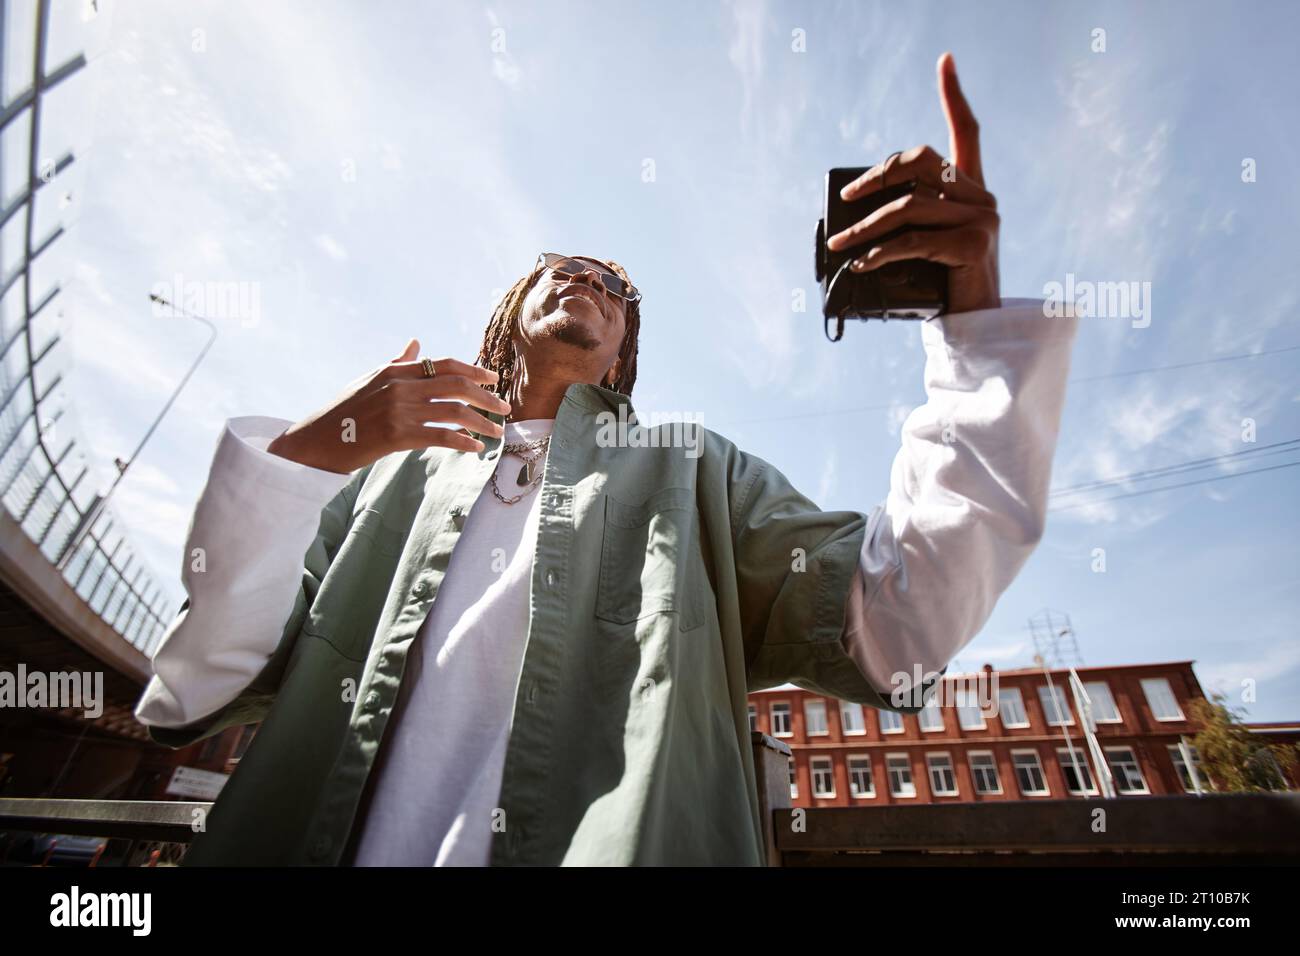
[304,508,408,661]
[595,486,706,631]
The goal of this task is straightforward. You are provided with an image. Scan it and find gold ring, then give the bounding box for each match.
[880,150,903,190]
[421,357,437,379]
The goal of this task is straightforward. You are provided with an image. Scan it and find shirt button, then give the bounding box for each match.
[450,505,463,517]
[363,691,380,712]
[526,682,539,704]
[412,580,429,598]
[545,569,556,588]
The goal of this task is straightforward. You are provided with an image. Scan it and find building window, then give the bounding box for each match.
[840,701,867,736]
[748,704,757,732]
[1012,750,1050,795]
[811,756,835,797]
[998,687,1029,728]
[927,753,958,796]
[1168,744,1211,792]
[1083,681,1121,723]
[1037,684,1074,726]
[1106,746,1148,794]
[879,709,905,734]
[1057,746,1097,794]
[886,754,916,797]
[198,734,221,762]
[918,699,945,732]
[805,699,829,736]
[788,757,797,798]
[848,755,875,797]
[771,702,792,736]
[969,752,1001,794]
[233,725,256,759]
[1141,677,1185,722]
[956,689,986,730]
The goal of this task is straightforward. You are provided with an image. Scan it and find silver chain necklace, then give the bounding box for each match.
[490,434,551,505]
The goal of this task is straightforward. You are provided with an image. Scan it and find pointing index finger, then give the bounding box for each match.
[938,51,984,186]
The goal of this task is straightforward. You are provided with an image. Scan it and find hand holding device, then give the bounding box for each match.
[816,52,1001,340]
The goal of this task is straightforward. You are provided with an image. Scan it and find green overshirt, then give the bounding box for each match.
[151,382,926,865]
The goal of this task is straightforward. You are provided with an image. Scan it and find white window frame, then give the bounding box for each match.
[1105,746,1149,794]
[1011,749,1050,796]
[840,701,867,736]
[998,687,1029,728]
[1141,677,1185,722]
[878,708,905,734]
[847,754,875,798]
[1038,684,1074,726]
[1168,744,1212,793]
[956,688,986,730]
[747,704,757,732]
[918,699,945,733]
[788,756,797,798]
[804,699,829,737]
[968,750,1002,795]
[1057,746,1099,795]
[883,749,915,796]
[810,756,836,797]
[926,752,959,796]
[770,701,792,737]
[1083,681,1122,724]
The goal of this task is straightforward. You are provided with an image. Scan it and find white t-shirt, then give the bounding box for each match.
[347,418,554,866]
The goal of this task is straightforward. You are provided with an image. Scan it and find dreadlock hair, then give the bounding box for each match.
[475,257,641,405]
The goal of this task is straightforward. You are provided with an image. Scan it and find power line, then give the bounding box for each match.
[1049,461,1300,512]
[1050,439,1300,497]
[1069,343,1300,384]
[716,342,1300,428]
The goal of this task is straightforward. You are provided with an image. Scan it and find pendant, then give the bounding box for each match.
[516,459,533,486]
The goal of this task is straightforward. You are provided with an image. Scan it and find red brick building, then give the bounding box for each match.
[748,661,1299,807]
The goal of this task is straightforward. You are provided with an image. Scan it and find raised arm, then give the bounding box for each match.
[841,300,1077,705]
[136,341,509,745]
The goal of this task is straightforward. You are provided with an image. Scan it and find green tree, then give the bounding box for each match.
[1188,692,1299,792]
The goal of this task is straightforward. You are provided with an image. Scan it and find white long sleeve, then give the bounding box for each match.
[133,416,351,729]
[840,297,1079,701]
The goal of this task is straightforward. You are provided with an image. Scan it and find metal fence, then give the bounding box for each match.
[751,733,1300,865]
[0,0,171,656]
[1,737,1298,866]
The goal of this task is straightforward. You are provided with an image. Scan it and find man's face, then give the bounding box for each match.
[516,255,628,383]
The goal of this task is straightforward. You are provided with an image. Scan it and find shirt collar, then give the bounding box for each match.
[561,381,637,419]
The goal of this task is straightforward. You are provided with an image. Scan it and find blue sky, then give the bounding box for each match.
[39,1,1300,720]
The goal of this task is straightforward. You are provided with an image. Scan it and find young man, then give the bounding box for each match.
[134,55,1078,865]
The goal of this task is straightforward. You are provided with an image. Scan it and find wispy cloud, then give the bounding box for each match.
[314,233,349,262]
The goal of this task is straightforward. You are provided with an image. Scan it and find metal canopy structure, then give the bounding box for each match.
[0,0,172,661]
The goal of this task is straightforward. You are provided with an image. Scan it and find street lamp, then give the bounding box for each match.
[55,293,218,570]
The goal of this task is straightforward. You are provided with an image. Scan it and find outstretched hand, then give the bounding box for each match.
[826,52,1000,315]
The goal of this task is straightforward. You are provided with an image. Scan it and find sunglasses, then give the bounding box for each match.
[537,252,641,304]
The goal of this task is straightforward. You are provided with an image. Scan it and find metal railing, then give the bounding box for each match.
[0,797,205,867]
[2,744,1299,866]
[0,0,172,657]
[751,733,1300,865]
